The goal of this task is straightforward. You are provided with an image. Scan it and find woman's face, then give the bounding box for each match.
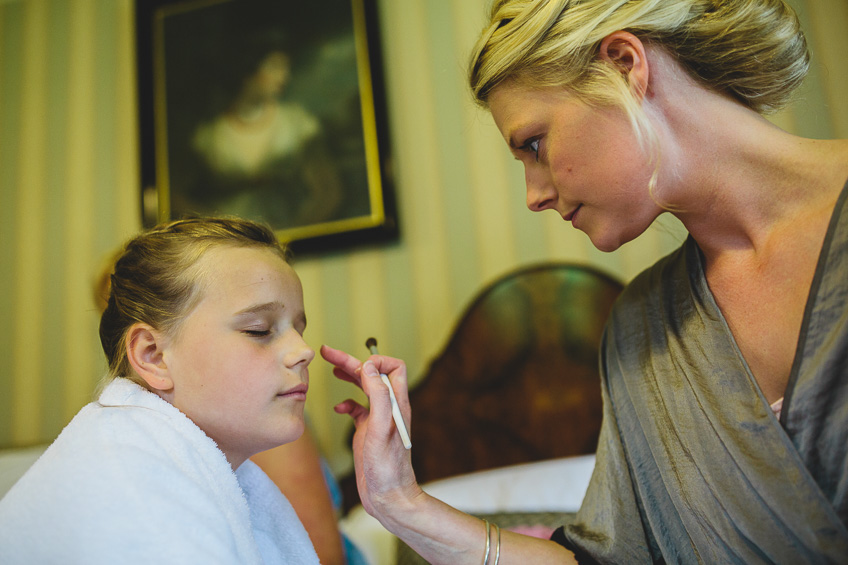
[488,82,663,252]
[247,51,291,99]
[161,245,314,469]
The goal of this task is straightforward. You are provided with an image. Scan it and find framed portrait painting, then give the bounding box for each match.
[136,0,397,252]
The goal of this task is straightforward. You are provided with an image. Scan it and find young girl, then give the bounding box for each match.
[0,217,320,564]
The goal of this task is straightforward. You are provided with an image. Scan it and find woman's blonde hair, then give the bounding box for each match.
[469,0,809,184]
[99,217,289,386]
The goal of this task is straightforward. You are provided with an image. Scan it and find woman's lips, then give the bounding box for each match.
[563,205,581,222]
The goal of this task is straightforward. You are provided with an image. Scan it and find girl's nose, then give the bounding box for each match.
[284,331,315,368]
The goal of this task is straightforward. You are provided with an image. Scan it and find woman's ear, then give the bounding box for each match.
[126,323,174,392]
[599,31,650,100]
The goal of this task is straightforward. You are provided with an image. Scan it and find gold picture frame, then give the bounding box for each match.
[137,0,397,252]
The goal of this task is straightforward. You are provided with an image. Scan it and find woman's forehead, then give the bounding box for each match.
[489,83,572,135]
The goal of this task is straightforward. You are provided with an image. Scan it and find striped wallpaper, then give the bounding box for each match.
[0,0,845,475]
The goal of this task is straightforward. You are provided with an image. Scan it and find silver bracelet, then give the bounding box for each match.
[482,519,491,565]
[493,522,501,565]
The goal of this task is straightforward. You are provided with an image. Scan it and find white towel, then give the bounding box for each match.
[0,378,319,565]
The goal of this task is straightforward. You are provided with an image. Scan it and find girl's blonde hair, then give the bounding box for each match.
[99,217,289,386]
[469,0,810,195]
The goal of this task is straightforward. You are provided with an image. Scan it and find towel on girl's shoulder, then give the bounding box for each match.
[0,378,320,565]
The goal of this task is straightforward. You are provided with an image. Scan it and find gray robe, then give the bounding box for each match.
[554,181,848,564]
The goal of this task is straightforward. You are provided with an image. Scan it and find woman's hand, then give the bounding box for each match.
[321,344,576,564]
[320,345,423,522]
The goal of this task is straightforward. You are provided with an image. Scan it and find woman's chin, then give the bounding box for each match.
[585,221,651,253]
[587,231,625,253]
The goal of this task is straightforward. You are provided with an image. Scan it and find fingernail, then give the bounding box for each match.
[363,361,378,377]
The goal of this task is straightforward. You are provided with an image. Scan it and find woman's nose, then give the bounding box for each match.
[525,167,557,212]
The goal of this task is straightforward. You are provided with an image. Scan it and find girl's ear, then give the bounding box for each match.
[599,31,650,100]
[126,323,174,392]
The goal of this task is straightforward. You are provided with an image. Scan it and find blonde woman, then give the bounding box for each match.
[0,218,320,564]
[322,0,848,562]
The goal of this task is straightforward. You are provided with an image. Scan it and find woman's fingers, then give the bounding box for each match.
[322,344,363,386]
[334,399,369,425]
[365,355,409,380]
[323,344,412,443]
[332,367,362,387]
[324,348,394,438]
[359,362,395,424]
[321,344,362,373]
[363,357,412,431]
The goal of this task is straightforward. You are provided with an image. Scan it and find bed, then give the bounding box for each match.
[339,262,623,564]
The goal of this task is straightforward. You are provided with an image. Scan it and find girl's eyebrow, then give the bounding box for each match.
[233,301,308,330]
[233,301,285,317]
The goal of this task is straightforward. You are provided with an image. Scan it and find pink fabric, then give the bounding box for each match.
[770,397,784,420]
[509,525,557,539]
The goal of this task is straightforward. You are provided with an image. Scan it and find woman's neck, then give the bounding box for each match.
[227,99,277,130]
[649,74,848,262]
[676,134,848,264]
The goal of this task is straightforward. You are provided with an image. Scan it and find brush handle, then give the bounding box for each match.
[367,341,412,449]
[380,374,413,450]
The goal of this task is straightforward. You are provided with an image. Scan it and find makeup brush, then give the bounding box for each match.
[365,337,412,449]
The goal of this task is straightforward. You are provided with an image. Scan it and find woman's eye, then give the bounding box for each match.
[522,138,541,161]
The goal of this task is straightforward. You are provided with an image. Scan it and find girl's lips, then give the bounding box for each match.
[277,384,308,399]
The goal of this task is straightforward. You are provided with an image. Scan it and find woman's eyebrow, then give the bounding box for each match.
[507,131,522,149]
[504,118,532,149]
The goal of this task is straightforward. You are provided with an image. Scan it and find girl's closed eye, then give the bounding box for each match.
[243,328,271,338]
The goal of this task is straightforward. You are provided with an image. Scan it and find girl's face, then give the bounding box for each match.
[161,245,314,469]
[488,82,663,252]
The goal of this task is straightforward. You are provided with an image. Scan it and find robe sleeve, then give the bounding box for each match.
[550,327,656,564]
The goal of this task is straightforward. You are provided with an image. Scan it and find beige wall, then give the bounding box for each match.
[0,0,845,476]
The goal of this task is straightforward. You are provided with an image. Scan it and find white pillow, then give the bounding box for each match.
[422,454,595,514]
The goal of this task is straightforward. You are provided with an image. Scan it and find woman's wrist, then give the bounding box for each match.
[372,482,429,535]
[373,492,504,565]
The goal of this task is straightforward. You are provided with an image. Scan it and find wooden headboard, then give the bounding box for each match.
[339,262,622,513]
[408,262,622,485]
